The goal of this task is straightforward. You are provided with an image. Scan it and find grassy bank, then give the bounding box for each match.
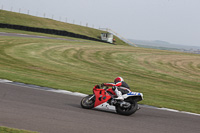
[0,10,127,45]
[0,35,199,113]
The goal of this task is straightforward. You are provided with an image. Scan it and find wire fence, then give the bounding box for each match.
[0,5,132,45]
[0,5,102,30]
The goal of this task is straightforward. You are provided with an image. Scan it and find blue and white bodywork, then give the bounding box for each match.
[123,92,143,102]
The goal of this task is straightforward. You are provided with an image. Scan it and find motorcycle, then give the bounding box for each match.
[80,84,143,115]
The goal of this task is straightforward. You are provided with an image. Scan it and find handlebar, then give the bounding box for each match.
[93,84,109,90]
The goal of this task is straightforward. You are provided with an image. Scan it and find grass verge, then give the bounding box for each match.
[0,126,38,133]
[0,34,199,113]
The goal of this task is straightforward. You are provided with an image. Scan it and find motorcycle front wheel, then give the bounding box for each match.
[116,100,138,116]
[80,95,95,109]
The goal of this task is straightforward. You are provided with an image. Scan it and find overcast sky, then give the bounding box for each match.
[1,0,200,46]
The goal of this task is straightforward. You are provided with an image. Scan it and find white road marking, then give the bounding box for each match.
[0,79,13,83]
[47,89,87,97]
[158,108,200,116]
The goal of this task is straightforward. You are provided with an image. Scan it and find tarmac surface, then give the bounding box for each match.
[0,32,78,41]
[0,82,199,133]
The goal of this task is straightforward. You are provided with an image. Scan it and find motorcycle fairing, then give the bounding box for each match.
[93,89,111,107]
[106,88,116,96]
[123,92,143,101]
[127,92,143,96]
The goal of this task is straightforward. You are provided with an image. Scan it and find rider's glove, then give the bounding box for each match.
[101,83,105,87]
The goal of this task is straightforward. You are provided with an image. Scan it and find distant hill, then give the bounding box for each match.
[129,39,200,54]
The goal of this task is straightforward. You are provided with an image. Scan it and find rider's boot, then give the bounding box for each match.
[114,88,124,100]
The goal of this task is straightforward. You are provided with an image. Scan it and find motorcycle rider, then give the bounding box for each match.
[102,77,131,100]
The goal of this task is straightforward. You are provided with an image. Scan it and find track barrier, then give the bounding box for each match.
[0,23,108,43]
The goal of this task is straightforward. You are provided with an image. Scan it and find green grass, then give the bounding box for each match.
[0,10,127,45]
[0,34,199,113]
[0,126,38,133]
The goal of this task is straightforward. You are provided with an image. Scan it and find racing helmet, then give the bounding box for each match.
[114,77,124,83]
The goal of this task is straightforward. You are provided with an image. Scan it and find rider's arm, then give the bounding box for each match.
[115,82,122,86]
[103,83,115,87]
[103,82,122,87]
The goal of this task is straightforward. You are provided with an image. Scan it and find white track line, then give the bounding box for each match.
[0,79,13,83]
[0,79,199,116]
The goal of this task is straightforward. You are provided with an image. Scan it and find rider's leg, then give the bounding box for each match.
[112,86,124,100]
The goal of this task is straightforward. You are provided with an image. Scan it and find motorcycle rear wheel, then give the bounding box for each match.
[80,95,95,109]
[116,101,138,116]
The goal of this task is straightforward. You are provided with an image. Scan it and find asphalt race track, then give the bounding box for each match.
[0,32,79,41]
[0,82,199,133]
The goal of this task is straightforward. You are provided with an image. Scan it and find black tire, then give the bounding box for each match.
[116,101,138,116]
[80,95,95,109]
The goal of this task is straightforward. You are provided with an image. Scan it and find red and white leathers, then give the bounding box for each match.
[103,77,131,100]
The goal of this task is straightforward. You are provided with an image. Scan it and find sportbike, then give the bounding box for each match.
[81,84,143,115]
